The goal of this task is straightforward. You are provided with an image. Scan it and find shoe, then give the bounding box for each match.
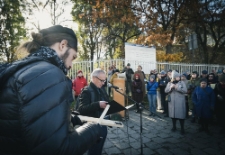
[205,129,212,136]
[149,113,153,116]
[164,114,168,117]
[220,128,225,134]
[171,127,176,132]
[180,129,185,135]
[198,127,204,132]
[152,113,155,117]
[191,118,195,123]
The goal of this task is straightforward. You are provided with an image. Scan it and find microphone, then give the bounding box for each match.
[107,83,123,90]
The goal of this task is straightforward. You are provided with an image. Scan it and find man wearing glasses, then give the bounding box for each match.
[77,68,109,155]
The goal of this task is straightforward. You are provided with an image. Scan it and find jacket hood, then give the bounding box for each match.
[0,56,46,90]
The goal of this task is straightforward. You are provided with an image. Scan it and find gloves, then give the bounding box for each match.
[71,112,83,127]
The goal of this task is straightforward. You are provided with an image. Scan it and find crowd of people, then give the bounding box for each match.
[105,64,225,136]
[1,24,224,154]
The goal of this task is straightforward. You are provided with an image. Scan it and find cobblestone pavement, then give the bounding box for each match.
[97,107,225,155]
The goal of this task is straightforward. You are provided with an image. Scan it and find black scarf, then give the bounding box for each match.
[29,46,67,75]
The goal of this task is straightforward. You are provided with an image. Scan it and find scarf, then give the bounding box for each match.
[29,46,67,75]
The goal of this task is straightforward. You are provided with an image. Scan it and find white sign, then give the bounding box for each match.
[125,43,156,74]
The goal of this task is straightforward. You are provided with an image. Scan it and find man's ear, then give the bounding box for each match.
[59,39,68,51]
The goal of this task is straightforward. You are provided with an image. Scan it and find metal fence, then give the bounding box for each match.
[68,59,225,81]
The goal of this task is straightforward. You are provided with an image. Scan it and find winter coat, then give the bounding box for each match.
[165,81,187,119]
[134,70,146,97]
[78,82,109,118]
[147,81,158,95]
[72,76,88,97]
[131,79,143,103]
[159,76,170,94]
[192,86,215,118]
[122,67,134,81]
[0,56,100,155]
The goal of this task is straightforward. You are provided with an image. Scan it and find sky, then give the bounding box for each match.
[25,0,78,33]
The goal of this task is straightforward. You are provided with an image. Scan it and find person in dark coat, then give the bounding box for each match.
[0,25,101,155]
[122,63,134,96]
[159,70,170,116]
[214,74,225,134]
[192,78,215,135]
[132,73,143,113]
[78,68,109,155]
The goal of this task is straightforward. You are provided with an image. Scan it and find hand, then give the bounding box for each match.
[99,101,108,108]
[71,115,83,127]
[170,84,175,89]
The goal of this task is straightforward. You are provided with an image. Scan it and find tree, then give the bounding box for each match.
[185,0,225,64]
[25,0,71,31]
[95,0,142,58]
[0,0,26,62]
[71,0,105,61]
[133,0,187,54]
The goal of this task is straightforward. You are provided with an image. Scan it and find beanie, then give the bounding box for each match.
[202,70,208,74]
[160,70,166,75]
[200,78,207,83]
[172,70,180,79]
[192,71,199,77]
[77,70,83,74]
[150,75,155,80]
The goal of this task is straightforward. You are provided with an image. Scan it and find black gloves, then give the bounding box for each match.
[71,111,83,127]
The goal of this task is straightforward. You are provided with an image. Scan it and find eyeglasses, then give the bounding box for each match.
[95,76,106,83]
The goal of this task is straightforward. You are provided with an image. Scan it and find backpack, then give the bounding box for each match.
[74,86,95,110]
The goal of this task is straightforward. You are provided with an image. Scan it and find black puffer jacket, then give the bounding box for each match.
[0,56,100,155]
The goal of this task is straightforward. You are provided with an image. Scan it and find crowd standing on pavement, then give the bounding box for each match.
[100,64,225,136]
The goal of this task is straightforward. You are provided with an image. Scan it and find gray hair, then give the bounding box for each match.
[91,68,106,81]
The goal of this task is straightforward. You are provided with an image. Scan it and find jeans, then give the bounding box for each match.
[148,94,157,113]
[88,125,107,155]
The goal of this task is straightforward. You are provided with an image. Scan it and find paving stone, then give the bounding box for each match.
[101,109,225,155]
[155,148,173,155]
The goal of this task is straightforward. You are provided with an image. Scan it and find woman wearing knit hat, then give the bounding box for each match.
[192,78,215,135]
[165,70,187,135]
[147,75,159,116]
[214,74,225,134]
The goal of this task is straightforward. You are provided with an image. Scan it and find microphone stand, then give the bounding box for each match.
[114,88,143,155]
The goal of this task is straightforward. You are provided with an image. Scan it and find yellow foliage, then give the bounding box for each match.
[156,51,183,62]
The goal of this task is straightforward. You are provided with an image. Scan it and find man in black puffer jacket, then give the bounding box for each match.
[0,25,101,155]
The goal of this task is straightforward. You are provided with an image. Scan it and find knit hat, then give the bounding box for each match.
[202,70,208,74]
[219,74,225,82]
[172,70,180,79]
[127,63,131,66]
[77,70,83,74]
[160,70,166,75]
[200,78,207,83]
[217,70,223,74]
[150,75,155,80]
[182,73,187,78]
[192,71,199,77]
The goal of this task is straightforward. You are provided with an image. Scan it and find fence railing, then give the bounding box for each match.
[68,59,225,81]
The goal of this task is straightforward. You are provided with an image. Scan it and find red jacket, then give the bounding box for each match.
[72,76,88,97]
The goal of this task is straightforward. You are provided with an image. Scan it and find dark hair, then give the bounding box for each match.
[18,25,77,53]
